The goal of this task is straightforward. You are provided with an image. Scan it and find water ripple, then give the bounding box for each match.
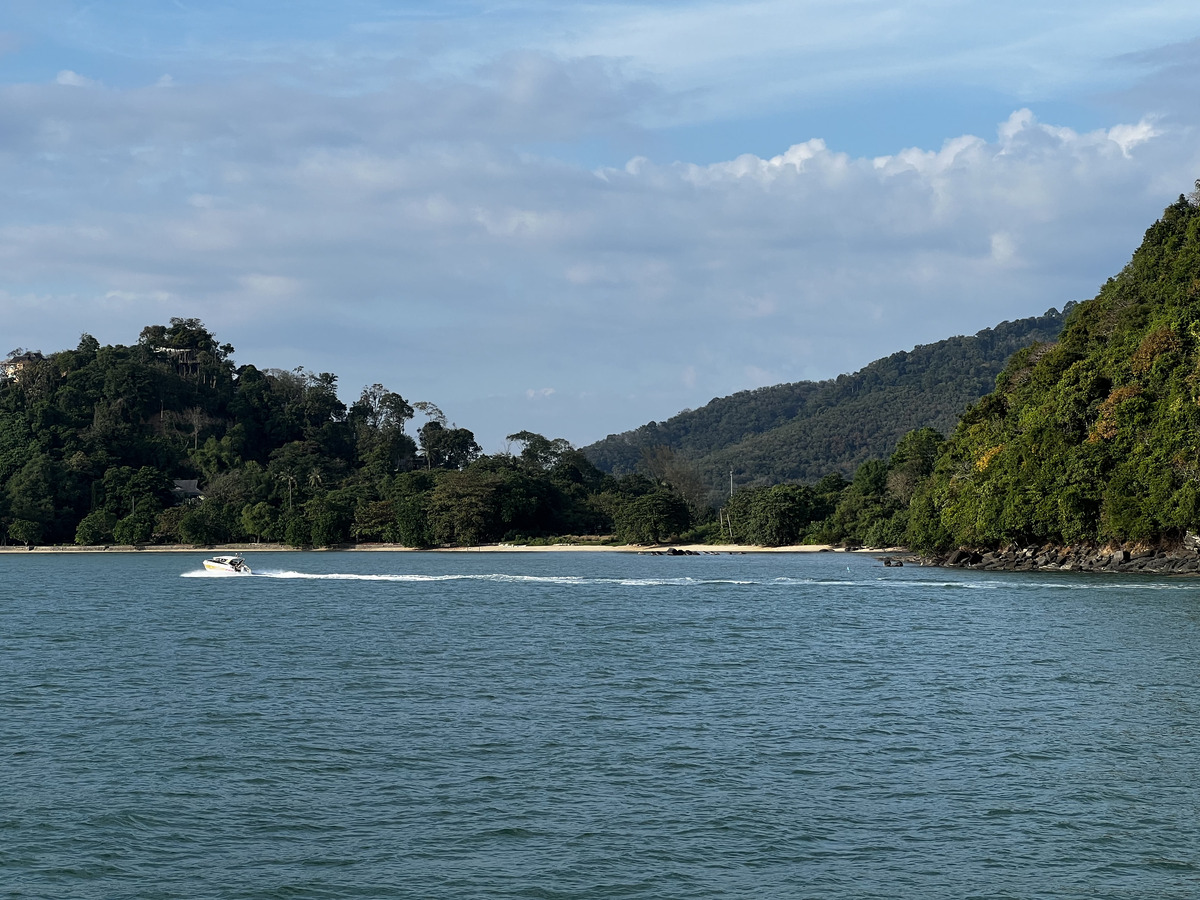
[5,551,1200,898]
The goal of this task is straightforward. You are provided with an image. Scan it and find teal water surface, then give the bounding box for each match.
[4,550,1200,899]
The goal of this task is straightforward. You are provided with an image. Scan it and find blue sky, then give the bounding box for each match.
[2,2,1200,450]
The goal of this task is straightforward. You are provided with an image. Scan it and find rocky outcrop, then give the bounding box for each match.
[927,536,1200,575]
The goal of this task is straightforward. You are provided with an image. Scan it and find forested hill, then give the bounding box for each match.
[583,309,1067,494]
[0,321,705,548]
[909,191,1200,551]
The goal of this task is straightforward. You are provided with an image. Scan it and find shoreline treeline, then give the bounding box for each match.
[0,317,958,549]
[0,322,705,547]
[5,189,1197,552]
[717,186,1200,554]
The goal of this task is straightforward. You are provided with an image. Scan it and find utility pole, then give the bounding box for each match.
[726,469,736,541]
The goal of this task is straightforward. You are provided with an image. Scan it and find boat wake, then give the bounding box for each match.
[184,570,770,585]
[178,571,1003,588]
[182,569,257,578]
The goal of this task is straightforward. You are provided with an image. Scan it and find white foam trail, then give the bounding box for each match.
[187,570,1175,591]
[180,570,838,587]
[181,569,255,578]
[253,571,748,586]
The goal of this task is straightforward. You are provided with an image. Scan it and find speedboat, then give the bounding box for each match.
[203,554,252,575]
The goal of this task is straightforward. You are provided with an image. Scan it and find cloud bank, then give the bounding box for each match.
[2,9,1199,448]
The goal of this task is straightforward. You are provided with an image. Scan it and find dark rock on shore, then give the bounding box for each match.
[926,536,1200,575]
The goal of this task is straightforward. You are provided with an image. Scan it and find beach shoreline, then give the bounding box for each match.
[0,541,889,555]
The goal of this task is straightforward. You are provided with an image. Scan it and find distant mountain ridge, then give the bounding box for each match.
[583,308,1068,497]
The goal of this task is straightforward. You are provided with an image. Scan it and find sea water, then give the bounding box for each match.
[3,550,1200,899]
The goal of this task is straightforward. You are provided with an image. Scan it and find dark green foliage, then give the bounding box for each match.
[427,471,499,546]
[8,518,42,546]
[280,510,312,548]
[113,512,156,545]
[584,310,1065,502]
[910,194,1200,551]
[419,421,481,470]
[6,454,59,539]
[75,509,116,545]
[388,472,436,548]
[0,332,657,547]
[724,483,821,547]
[28,218,1193,556]
[612,489,691,544]
[241,501,277,543]
[307,491,354,547]
[717,428,945,548]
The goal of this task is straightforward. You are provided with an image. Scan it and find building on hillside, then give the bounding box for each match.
[1,351,44,382]
[172,480,203,501]
[153,347,201,379]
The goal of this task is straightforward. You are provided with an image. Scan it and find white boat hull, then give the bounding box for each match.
[203,556,252,575]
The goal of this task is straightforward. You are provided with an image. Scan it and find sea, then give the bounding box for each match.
[3,549,1200,899]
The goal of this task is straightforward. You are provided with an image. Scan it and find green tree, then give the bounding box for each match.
[725,483,820,547]
[613,489,690,543]
[507,430,571,470]
[419,422,481,470]
[241,501,277,543]
[8,518,41,546]
[101,466,174,520]
[6,454,58,541]
[427,472,498,545]
[280,509,312,548]
[306,492,353,547]
[352,499,396,542]
[388,471,436,547]
[113,512,155,545]
[75,510,116,545]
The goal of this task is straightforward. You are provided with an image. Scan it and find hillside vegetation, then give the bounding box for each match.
[6,192,1195,554]
[577,189,1200,554]
[908,192,1200,551]
[0,322,694,548]
[584,309,1066,497]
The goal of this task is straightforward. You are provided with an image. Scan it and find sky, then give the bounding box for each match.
[2,2,1200,451]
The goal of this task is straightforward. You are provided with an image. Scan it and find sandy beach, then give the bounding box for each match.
[0,541,867,554]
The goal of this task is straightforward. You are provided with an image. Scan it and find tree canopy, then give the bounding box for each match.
[583,310,1066,503]
[14,190,1193,558]
[0,320,699,548]
[905,193,1200,551]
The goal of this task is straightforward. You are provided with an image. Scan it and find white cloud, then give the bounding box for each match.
[55,70,92,87]
[990,233,1018,265]
[551,0,1200,125]
[239,274,302,297]
[1,40,1199,447]
[103,289,176,305]
[1108,120,1162,157]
